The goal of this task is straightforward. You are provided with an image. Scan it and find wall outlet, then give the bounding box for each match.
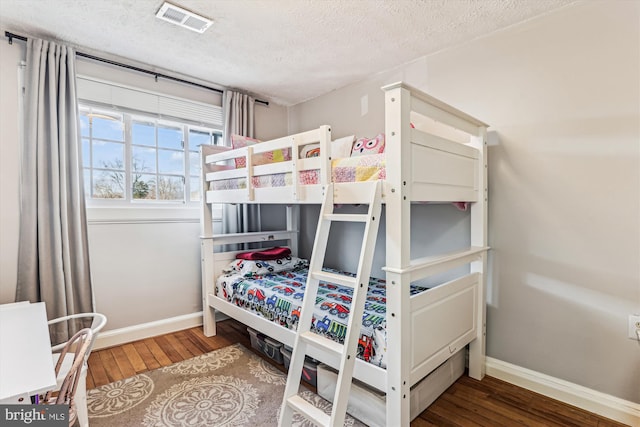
[629,315,640,340]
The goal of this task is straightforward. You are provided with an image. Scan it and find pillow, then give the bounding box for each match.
[300,144,320,158]
[331,135,355,159]
[224,256,308,277]
[351,133,385,157]
[298,135,355,159]
[231,134,291,168]
[236,246,291,260]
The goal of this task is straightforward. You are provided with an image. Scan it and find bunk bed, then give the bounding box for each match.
[200,82,489,426]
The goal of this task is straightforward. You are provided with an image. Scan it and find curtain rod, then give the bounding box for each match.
[4,31,269,106]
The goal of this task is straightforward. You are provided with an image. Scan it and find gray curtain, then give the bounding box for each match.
[223,90,261,240]
[16,38,94,328]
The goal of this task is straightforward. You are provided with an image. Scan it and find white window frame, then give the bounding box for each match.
[80,105,222,207]
[77,76,223,221]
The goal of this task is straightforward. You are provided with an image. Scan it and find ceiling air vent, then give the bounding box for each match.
[155,2,213,34]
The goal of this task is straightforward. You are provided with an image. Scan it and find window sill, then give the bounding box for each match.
[86,206,220,225]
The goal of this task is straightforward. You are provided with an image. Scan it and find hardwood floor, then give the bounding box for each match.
[87,319,628,427]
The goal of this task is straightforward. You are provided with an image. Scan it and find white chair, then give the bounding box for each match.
[48,313,107,427]
[44,328,93,427]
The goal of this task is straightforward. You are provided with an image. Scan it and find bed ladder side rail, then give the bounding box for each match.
[279,181,382,427]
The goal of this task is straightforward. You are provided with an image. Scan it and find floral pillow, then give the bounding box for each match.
[223,256,308,277]
[231,134,291,168]
[351,133,385,157]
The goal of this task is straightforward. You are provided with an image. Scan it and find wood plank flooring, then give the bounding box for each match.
[87,319,629,426]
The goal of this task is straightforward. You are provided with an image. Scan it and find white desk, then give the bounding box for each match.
[0,302,57,403]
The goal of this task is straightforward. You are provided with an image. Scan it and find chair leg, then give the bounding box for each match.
[76,366,89,427]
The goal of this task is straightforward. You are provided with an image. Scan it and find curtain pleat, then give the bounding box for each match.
[222,91,260,243]
[16,38,94,336]
[223,90,255,143]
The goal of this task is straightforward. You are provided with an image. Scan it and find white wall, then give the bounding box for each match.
[290,1,639,403]
[0,34,289,332]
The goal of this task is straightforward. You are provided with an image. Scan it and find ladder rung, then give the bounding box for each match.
[287,395,330,426]
[312,270,357,288]
[324,213,368,223]
[300,331,343,355]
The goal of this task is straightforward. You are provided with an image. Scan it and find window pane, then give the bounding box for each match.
[131,174,156,200]
[92,141,124,170]
[80,114,90,137]
[190,177,200,202]
[132,146,157,174]
[189,152,201,177]
[92,115,124,141]
[132,121,156,147]
[132,174,154,200]
[158,125,182,150]
[156,175,184,201]
[189,129,211,147]
[93,170,125,199]
[82,138,90,167]
[158,149,184,175]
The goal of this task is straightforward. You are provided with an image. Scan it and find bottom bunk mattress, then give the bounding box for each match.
[215,262,428,369]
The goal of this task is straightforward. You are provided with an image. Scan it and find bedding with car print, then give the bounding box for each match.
[215,260,429,369]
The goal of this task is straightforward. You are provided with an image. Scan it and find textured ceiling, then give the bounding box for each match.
[0,0,574,106]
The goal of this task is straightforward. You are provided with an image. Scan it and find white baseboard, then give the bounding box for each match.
[486,357,640,426]
[93,312,205,350]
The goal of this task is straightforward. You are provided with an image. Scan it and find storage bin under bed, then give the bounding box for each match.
[248,327,284,364]
[280,345,320,387]
[317,348,466,427]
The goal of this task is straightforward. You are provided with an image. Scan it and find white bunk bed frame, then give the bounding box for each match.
[200,82,488,426]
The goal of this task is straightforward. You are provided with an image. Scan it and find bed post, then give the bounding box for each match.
[383,83,413,427]
[200,145,219,337]
[468,127,488,379]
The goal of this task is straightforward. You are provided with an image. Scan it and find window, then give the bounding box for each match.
[80,105,222,204]
[76,75,224,209]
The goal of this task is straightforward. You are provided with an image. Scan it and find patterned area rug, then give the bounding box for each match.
[87,343,366,426]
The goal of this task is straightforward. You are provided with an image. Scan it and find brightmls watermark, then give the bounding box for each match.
[1,405,67,426]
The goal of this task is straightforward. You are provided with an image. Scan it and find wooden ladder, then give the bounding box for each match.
[279,181,383,427]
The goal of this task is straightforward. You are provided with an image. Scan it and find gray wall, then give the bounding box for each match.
[290,1,639,403]
[0,37,289,330]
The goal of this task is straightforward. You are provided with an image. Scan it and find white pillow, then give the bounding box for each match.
[223,256,308,276]
[331,135,355,159]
